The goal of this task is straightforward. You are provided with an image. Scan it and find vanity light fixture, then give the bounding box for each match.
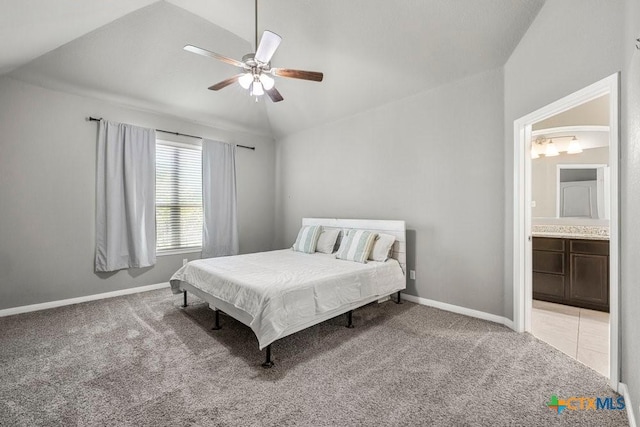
[532,135,581,158]
[566,136,583,154]
[545,139,559,157]
[531,144,540,159]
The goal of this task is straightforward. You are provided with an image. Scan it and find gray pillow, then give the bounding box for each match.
[316,229,340,254]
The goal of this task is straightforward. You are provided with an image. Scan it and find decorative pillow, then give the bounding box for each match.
[335,230,377,263]
[292,225,322,254]
[368,233,396,262]
[316,228,340,254]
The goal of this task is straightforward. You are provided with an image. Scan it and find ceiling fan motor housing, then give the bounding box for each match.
[242,53,269,71]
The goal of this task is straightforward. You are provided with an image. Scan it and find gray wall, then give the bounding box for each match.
[505,0,639,418]
[0,76,276,310]
[622,0,640,419]
[275,68,506,317]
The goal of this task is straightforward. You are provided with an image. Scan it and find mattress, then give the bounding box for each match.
[170,249,406,349]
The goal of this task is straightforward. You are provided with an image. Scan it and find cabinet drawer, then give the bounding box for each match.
[533,251,565,274]
[533,272,565,298]
[533,237,565,252]
[570,239,609,256]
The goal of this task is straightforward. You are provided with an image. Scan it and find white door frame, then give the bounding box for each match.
[512,73,620,390]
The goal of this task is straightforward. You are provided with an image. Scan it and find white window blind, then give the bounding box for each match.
[156,140,203,252]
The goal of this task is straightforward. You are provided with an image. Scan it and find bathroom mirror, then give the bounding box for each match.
[556,164,609,219]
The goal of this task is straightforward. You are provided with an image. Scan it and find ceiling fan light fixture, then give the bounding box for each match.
[239,73,253,89]
[250,81,264,96]
[259,73,275,90]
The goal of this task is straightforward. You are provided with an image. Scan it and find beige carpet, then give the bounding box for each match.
[0,289,628,426]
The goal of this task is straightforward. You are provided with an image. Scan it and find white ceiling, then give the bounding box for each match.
[0,0,157,74]
[2,0,545,138]
[534,94,610,130]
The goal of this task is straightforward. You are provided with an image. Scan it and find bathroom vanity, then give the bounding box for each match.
[532,234,609,312]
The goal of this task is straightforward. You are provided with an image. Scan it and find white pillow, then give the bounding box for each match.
[368,233,396,262]
[316,229,340,254]
[292,225,322,254]
[336,230,377,263]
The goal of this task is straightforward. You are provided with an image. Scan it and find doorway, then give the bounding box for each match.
[512,74,619,390]
[530,100,611,377]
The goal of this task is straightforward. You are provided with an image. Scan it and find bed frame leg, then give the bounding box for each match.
[346,310,355,328]
[262,345,274,369]
[181,290,188,308]
[395,291,402,304]
[211,309,221,330]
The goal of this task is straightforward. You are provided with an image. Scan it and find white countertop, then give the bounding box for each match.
[531,224,609,241]
[532,232,609,241]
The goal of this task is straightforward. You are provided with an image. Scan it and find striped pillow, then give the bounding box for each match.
[292,225,322,254]
[335,229,377,263]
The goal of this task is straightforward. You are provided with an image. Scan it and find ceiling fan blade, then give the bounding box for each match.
[184,45,245,68]
[266,87,284,103]
[254,31,282,63]
[208,74,244,91]
[272,68,324,82]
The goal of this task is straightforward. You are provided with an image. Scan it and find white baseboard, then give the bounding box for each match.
[0,282,170,317]
[400,293,515,329]
[619,382,637,427]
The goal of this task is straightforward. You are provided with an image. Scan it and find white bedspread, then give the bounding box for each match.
[170,249,405,349]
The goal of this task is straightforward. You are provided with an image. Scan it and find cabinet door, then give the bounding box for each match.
[569,253,609,310]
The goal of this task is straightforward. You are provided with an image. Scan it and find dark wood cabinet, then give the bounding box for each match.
[532,237,609,312]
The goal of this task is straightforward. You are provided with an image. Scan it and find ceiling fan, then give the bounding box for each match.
[183,0,324,103]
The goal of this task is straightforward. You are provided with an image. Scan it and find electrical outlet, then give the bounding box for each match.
[410,270,416,280]
[183,258,188,266]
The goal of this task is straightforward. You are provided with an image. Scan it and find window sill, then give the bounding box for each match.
[157,248,202,257]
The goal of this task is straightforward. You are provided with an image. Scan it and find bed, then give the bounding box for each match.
[169,218,407,367]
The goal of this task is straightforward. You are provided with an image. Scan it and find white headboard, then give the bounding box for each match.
[302,218,406,274]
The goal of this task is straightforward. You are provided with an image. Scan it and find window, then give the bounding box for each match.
[156,139,203,253]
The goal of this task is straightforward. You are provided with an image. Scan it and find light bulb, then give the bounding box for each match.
[238,73,253,89]
[545,140,559,157]
[251,81,264,96]
[567,137,583,154]
[531,144,540,159]
[259,73,275,90]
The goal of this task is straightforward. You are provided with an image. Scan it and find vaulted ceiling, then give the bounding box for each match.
[1,0,545,138]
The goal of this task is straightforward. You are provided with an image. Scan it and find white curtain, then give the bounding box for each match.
[202,139,238,258]
[95,120,156,272]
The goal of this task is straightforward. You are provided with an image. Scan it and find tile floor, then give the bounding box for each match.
[531,299,609,377]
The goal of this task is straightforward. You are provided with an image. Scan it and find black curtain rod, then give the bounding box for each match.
[87,117,255,151]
